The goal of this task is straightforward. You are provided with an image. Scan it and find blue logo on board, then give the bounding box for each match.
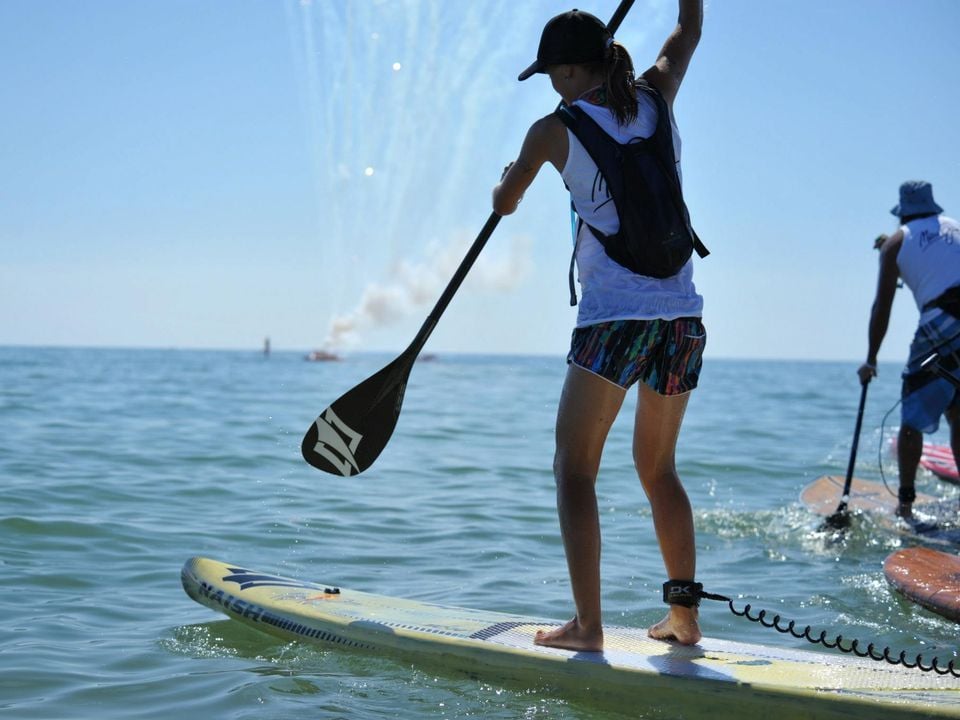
[222,567,339,594]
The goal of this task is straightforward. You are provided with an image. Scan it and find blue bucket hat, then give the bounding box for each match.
[891,180,943,217]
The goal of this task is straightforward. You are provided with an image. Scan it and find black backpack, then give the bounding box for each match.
[557,79,708,304]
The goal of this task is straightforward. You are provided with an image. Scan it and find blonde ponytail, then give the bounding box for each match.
[604,41,638,125]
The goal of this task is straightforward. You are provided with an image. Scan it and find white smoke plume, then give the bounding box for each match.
[323,232,531,350]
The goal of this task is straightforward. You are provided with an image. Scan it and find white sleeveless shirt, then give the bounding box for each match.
[560,91,703,327]
[896,215,960,321]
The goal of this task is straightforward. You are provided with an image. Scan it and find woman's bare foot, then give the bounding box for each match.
[534,617,603,652]
[648,606,701,645]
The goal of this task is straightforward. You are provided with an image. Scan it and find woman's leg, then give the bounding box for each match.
[534,364,626,652]
[632,382,701,645]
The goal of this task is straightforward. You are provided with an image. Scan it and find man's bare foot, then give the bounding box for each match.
[648,606,701,645]
[533,617,603,652]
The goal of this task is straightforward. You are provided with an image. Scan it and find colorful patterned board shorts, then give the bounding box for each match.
[901,311,960,433]
[567,317,706,394]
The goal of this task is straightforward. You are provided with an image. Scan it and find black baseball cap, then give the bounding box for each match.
[518,9,611,81]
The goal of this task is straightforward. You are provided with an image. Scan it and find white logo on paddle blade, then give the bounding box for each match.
[312,408,363,476]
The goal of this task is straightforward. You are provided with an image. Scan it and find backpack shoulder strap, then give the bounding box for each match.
[556,104,618,307]
[634,77,661,103]
[633,80,674,156]
[555,103,621,152]
[633,81,710,260]
[555,102,578,130]
[554,103,624,200]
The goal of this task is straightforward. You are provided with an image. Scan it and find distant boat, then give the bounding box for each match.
[305,350,340,362]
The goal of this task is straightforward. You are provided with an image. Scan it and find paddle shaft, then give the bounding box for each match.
[403,212,501,360]
[834,381,869,515]
[401,0,636,361]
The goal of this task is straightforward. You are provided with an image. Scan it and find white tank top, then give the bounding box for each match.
[896,215,960,320]
[560,91,703,327]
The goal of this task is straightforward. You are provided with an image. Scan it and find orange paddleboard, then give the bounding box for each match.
[883,547,960,623]
[800,476,960,546]
[800,475,936,516]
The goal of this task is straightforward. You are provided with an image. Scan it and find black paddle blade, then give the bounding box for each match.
[301,354,413,476]
[821,506,851,531]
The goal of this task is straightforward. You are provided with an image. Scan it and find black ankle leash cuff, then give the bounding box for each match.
[663,580,703,607]
[898,486,916,503]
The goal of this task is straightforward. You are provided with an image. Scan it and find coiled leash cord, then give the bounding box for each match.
[664,581,960,677]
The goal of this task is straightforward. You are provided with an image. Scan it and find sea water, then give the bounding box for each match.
[2,346,957,719]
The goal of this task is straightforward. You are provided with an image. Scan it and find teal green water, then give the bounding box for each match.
[2,347,957,719]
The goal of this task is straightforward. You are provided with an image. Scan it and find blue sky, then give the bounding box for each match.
[2,0,959,361]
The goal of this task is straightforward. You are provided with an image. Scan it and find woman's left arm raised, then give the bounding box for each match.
[641,0,703,107]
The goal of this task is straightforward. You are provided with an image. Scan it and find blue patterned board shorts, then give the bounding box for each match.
[567,318,706,394]
[902,311,960,433]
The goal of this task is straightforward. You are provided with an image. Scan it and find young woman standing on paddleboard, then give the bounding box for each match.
[492,0,705,650]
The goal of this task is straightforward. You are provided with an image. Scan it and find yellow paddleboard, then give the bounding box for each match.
[182,557,959,720]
